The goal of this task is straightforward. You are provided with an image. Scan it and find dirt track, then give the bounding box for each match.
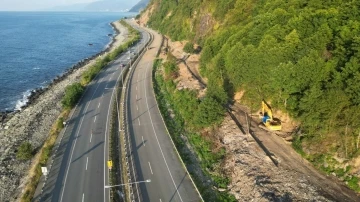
[223,104,360,201]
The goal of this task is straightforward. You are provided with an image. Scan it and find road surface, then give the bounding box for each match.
[125,22,202,202]
[38,25,150,202]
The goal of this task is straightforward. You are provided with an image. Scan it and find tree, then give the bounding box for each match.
[194,97,225,128]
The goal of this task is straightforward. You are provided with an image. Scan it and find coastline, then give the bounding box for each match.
[0,22,119,125]
[0,20,129,201]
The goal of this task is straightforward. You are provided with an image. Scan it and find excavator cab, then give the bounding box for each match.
[259,100,282,131]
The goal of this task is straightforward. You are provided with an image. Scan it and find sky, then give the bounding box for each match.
[0,0,98,11]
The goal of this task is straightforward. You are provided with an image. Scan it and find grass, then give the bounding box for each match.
[109,99,121,202]
[118,67,131,202]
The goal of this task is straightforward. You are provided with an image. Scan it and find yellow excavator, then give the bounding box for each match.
[259,100,282,131]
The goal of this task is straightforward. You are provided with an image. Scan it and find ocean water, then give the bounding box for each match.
[0,11,135,111]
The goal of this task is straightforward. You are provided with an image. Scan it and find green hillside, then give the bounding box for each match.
[146,0,360,192]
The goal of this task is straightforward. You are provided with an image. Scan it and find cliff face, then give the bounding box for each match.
[143,0,360,194]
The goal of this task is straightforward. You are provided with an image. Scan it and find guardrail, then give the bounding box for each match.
[120,27,153,202]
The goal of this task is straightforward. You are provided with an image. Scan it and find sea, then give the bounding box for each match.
[0,11,135,111]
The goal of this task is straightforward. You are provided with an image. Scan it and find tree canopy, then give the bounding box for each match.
[147,0,360,192]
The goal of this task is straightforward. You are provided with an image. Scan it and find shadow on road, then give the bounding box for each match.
[169,173,187,201]
[71,141,104,163]
[136,140,147,150]
[130,75,151,86]
[131,104,156,121]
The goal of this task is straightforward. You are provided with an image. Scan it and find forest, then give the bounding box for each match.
[147,0,360,192]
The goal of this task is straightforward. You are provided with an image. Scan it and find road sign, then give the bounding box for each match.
[41,167,48,176]
[107,160,113,170]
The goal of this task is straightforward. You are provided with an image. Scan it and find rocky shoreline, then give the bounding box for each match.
[0,20,128,202]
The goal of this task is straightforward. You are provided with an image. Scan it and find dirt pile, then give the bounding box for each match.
[161,37,206,98]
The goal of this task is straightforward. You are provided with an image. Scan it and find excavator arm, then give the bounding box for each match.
[260,100,282,131]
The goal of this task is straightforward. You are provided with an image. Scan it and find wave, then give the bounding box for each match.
[14,90,32,111]
[32,67,40,70]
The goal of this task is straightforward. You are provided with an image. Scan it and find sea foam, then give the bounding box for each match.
[15,90,32,111]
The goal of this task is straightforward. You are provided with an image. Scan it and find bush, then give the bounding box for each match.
[40,145,53,165]
[346,176,360,192]
[163,61,178,79]
[81,59,105,85]
[57,117,64,130]
[17,142,33,160]
[183,42,195,53]
[61,83,84,109]
[194,97,225,128]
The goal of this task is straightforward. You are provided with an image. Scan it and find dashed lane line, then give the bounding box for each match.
[148,162,153,175]
[143,62,184,202]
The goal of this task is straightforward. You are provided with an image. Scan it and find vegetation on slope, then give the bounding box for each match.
[153,58,236,201]
[146,0,360,192]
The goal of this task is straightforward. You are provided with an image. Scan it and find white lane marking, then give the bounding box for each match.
[160,199,162,202]
[138,118,141,125]
[148,162,153,175]
[94,116,97,123]
[60,65,114,202]
[82,193,84,202]
[136,105,138,111]
[60,81,101,202]
[142,136,145,147]
[86,157,88,170]
[90,132,92,143]
[143,63,184,202]
[98,103,101,108]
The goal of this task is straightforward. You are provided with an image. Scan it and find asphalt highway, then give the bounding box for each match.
[126,23,201,202]
[39,25,150,202]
